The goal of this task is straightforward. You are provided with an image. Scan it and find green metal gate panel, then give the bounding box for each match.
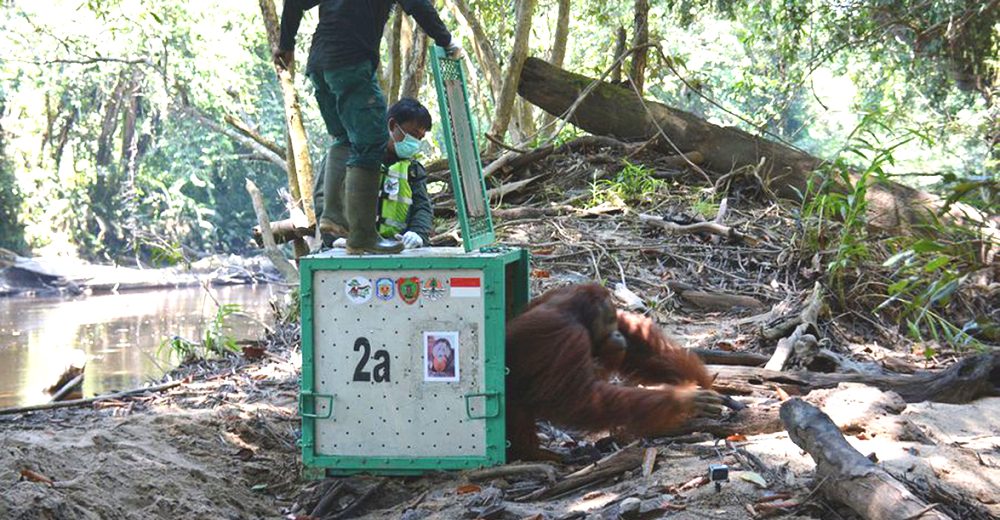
[430,46,495,252]
[299,247,528,476]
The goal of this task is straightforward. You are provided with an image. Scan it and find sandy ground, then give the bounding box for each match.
[2,342,997,520]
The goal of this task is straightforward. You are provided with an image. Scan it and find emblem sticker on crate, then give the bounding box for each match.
[397,277,421,304]
[450,277,481,298]
[375,277,395,301]
[344,276,373,304]
[423,277,446,301]
[423,331,459,382]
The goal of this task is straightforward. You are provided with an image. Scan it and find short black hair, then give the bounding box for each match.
[388,97,432,130]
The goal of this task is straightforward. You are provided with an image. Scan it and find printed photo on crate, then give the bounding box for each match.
[423,331,459,382]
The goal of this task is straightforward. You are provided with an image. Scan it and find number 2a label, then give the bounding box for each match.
[353,337,390,382]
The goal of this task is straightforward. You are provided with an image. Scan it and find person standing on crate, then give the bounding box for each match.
[274,0,463,254]
[317,97,435,250]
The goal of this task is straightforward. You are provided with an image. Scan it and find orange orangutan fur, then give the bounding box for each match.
[505,283,715,461]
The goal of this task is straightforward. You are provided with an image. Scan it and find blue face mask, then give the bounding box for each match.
[392,126,422,159]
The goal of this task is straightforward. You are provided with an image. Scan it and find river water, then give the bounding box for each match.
[0,284,288,408]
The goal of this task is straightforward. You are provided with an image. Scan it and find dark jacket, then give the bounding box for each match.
[279,0,452,73]
[401,160,433,244]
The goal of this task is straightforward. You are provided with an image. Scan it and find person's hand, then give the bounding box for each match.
[444,39,464,59]
[273,49,294,70]
[399,231,424,249]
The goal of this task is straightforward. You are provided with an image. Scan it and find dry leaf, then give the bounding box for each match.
[738,471,768,488]
[20,468,53,486]
[726,433,748,442]
[456,484,481,495]
[531,269,551,278]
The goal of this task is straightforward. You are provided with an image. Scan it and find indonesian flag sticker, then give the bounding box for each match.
[449,277,481,298]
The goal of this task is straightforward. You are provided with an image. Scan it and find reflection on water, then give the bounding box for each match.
[0,284,287,408]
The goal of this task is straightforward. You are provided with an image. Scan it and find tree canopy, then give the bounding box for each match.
[0,0,995,260]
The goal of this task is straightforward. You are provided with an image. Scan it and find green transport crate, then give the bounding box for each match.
[299,46,527,477]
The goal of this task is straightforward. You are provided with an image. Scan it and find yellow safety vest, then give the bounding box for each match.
[377,161,412,238]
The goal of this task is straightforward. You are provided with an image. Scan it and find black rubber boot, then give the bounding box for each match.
[318,145,350,237]
[345,165,403,254]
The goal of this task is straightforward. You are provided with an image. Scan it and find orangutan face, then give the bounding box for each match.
[431,339,453,373]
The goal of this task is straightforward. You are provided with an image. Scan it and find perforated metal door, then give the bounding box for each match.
[311,269,489,458]
[430,46,495,251]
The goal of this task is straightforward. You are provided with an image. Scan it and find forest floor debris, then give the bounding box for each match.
[1,145,997,519]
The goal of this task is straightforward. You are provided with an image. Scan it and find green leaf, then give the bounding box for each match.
[923,255,950,272]
[882,250,912,268]
[910,239,946,253]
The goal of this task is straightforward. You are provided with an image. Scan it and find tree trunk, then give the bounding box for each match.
[120,76,140,172]
[781,399,952,520]
[447,0,502,100]
[96,72,129,167]
[630,0,649,95]
[517,58,977,232]
[259,0,316,229]
[400,22,428,100]
[487,0,538,150]
[611,27,627,84]
[539,0,571,136]
[385,9,403,105]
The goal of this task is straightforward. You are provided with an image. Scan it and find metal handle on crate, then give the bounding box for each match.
[299,392,334,419]
[464,392,501,420]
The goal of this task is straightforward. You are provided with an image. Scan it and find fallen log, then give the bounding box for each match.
[780,398,952,520]
[517,57,987,233]
[708,352,1000,404]
[690,348,768,367]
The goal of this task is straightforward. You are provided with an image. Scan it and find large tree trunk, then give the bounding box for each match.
[400,20,428,100]
[517,57,978,232]
[539,0,571,136]
[487,0,538,150]
[630,0,649,95]
[259,0,316,229]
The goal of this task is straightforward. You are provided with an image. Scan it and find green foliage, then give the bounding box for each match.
[591,161,663,205]
[0,92,26,253]
[876,234,985,353]
[796,113,916,301]
[158,302,241,362]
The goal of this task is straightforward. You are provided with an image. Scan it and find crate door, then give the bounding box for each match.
[308,269,499,471]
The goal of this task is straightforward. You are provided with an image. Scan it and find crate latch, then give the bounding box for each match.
[464,392,501,420]
[299,391,334,419]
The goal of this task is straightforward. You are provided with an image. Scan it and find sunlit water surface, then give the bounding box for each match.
[0,284,287,408]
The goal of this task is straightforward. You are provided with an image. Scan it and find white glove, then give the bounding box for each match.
[399,231,424,249]
[332,237,347,248]
[444,38,464,59]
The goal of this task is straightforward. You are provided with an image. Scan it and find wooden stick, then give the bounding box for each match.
[522,445,644,501]
[639,213,745,242]
[49,373,84,402]
[765,284,824,371]
[780,398,952,520]
[0,380,183,416]
[465,463,559,483]
[224,113,285,158]
[245,179,299,282]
